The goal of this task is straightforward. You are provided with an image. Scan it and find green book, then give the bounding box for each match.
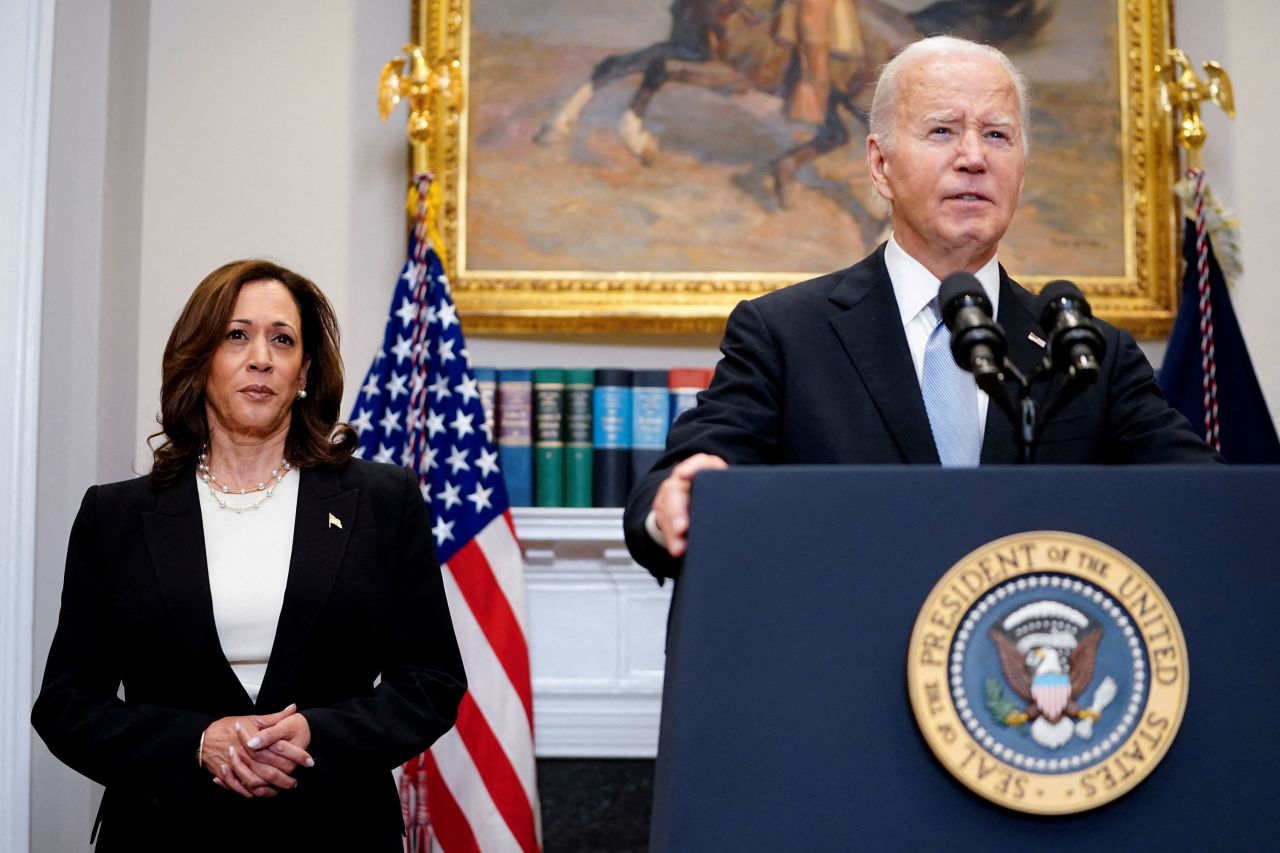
[564,369,594,508]
[533,368,566,507]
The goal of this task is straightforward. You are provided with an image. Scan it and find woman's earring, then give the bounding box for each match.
[296,389,308,400]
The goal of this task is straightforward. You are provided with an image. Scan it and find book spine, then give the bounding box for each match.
[474,366,498,444]
[497,369,533,507]
[668,366,713,427]
[533,368,567,507]
[631,369,671,485]
[592,369,633,507]
[564,369,594,508]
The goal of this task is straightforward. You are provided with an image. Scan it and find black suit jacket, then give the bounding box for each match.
[32,459,466,851]
[624,245,1220,579]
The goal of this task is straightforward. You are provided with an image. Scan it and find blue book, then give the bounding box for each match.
[592,369,633,507]
[497,369,533,507]
[630,369,671,486]
[668,367,712,427]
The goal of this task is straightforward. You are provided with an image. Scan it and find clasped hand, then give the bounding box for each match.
[199,703,314,798]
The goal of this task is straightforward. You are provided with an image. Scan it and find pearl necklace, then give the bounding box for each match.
[198,446,293,514]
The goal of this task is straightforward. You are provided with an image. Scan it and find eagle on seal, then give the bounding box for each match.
[989,600,1109,749]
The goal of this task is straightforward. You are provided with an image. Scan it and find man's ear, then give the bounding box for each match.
[866,136,893,201]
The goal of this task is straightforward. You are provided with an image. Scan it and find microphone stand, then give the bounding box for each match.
[993,357,1097,464]
[985,360,1037,464]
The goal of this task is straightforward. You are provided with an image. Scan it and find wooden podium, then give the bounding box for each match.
[650,467,1278,850]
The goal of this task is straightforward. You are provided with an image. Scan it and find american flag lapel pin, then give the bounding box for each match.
[328,512,343,529]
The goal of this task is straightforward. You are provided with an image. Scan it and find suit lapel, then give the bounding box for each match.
[142,472,248,700]
[828,248,941,463]
[256,465,358,711]
[982,272,1051,463]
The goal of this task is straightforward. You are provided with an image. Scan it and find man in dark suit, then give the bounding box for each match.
[624,35,1220,580]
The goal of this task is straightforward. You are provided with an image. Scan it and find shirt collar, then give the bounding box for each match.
[884,234,1001,326]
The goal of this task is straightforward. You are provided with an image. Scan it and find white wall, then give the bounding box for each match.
[22,0,1280,848]
[130,0,408,470]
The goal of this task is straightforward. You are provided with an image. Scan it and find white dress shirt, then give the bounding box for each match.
[884,234,1000,446]
[197,468,299,703]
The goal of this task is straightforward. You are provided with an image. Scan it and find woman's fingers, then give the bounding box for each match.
[233,720,264,751]
[218,762,258,799]
[268,737,315,768]
[227,745,279,796]
[240,745,299,791]
[252,703,297,729]
[250,747,299,776]
[255,714,310,756]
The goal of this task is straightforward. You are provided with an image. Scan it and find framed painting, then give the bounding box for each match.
[414,0,1179,336]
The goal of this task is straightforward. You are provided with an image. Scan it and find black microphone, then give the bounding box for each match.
[1037,280,1106,386]
[938,272,1008,390]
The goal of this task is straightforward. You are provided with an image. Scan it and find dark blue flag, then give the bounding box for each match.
[1159,218,1280,463]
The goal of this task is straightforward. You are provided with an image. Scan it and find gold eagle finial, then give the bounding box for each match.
[377,43,465,169]
[1157,48,1235,168]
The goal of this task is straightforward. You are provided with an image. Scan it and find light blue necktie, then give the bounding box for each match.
[921,298,981,466]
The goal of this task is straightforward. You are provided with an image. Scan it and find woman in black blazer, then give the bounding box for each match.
[33,259,466,851]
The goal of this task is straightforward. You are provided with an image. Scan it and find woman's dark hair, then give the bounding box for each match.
[148,259,357,488]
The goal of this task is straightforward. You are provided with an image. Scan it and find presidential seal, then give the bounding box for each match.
[906,531,1188,815]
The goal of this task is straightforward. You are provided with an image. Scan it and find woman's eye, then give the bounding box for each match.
[225,329,247,341]
[273,334,295,346]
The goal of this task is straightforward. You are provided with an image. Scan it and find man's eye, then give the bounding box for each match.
[988,130,1009,140]
[931,127,953,135]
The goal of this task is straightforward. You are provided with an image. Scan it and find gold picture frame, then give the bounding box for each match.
[415,0,1179,336]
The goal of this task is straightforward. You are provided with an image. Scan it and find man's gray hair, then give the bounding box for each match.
[868,36,1031,155]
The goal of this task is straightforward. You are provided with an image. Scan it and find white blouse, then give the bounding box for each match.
[196,468,299,703]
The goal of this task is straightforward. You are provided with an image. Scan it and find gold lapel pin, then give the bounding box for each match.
[328,512,343,529]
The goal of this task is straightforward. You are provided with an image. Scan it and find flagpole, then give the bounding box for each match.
[370,27,540,852]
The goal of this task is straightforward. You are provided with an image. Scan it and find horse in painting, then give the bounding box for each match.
[535,0,1054,229]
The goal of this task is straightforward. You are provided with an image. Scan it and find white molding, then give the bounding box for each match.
[0,0,53,848]
[533,691,665,759]
[513,506,635,544]
[513,508,671,759]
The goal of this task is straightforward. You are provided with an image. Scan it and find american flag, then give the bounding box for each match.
[351,174,541,853]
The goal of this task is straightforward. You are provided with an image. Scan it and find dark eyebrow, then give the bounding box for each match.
[227,318,299,334]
